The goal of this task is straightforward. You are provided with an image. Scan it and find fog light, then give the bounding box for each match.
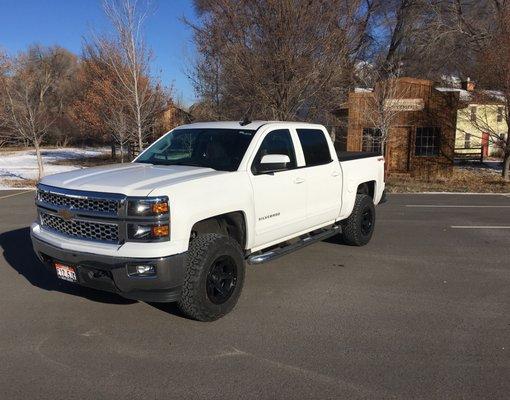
[137,265,153,274]
[127,264,156,277]
[151,225,169,237]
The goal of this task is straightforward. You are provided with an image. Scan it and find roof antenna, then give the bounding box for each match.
[239,105,253,126]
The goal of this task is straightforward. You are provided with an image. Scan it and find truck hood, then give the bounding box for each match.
[40,163,226,196]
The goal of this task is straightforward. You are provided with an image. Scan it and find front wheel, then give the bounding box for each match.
[178,233,245,321]
[341,194,375,246]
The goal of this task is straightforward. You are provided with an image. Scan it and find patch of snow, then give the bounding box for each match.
[436,87,506,103]
[354,87,373,93]
[0,147,108,189]
[435,87,473,102]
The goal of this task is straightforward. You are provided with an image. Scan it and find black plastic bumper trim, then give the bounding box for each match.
[31,234,186,302]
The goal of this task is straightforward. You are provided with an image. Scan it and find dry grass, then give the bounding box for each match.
[3,150,508,193]
[50,153,124,167]
[0,178,38,188]
[0,152,121,189]
[0,145,63,156]
[387,166,510,193]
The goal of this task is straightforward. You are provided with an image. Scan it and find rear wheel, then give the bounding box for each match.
[341,194,375,246]
[178,233,245,321]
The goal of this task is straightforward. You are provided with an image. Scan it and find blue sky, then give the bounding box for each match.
[0,0,198,105]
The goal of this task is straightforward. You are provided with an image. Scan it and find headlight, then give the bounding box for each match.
[127,197,169,217]
[127,222,170,241]
[126,196,170,242]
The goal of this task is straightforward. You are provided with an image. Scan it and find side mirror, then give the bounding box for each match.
[258,154,291,173]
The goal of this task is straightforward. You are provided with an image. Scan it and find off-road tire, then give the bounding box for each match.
[341,194,375,246]
[178,233,245,321]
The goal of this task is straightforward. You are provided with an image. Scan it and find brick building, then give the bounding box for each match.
[344,77,459,178]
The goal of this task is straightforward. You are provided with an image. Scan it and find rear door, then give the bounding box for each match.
[296,128,342,225]
[248,128,308,248]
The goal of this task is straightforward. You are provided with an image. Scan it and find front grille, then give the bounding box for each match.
[38,190,119,215]
[40,212,119,243]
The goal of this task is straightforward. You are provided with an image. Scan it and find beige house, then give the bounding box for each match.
[437,80,508,158]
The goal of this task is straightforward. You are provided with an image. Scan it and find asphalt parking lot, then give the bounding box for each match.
[0,190,509,399]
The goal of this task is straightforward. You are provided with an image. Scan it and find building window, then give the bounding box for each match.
[464,132,471,149]
[415,127,441,156]
[470,106,477,122]
[497,107,504,122]
[362,128,382,153]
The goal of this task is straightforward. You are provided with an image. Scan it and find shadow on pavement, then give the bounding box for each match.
[0,227,135,305]
[147,302,186,318]
[323,233,346,245]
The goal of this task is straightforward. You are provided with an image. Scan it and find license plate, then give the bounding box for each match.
[54,262,77,282]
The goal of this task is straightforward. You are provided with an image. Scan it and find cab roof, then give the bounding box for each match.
[175,121,324,131]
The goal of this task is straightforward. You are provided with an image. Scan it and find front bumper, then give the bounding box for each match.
[31,234,186,302]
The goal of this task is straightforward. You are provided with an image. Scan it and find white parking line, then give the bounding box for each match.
[451,226,510,229]
[406,205,510,208]
[0,190,35,200]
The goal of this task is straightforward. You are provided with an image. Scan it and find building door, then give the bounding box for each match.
[482,132,489,158]
[389,127,411,173]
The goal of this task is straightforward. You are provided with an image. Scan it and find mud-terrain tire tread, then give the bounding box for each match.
[178,233,244,321]
[341,194,375,246]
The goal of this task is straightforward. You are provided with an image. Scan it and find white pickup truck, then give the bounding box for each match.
[31,121,386,321]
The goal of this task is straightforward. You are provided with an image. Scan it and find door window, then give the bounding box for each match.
[251,129,297,174]
[296,129,332,166]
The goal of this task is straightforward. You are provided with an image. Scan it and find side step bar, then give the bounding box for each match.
[247,225,341,265]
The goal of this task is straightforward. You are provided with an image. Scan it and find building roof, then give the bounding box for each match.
[436,87,506,104]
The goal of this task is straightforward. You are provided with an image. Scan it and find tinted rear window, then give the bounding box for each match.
[296,129,332,166]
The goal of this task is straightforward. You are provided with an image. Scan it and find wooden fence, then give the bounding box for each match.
[454,147,484,163]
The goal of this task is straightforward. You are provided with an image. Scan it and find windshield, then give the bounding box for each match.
[135,128,256,171]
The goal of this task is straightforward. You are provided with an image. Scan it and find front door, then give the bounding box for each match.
[482,132,489,158]
[249,129,307,248]
[389,127,411,172]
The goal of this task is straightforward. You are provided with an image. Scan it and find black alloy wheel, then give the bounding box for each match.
[341,193,376,246]
[206,255,238,304]
[360,208,373,236]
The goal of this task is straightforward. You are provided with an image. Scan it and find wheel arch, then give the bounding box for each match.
[190,211,248,250]
[356,180,376,199]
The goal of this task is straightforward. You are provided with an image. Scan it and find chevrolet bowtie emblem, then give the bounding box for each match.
[57,208,75,221]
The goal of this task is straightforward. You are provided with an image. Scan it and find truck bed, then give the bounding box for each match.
[336,151,380,161]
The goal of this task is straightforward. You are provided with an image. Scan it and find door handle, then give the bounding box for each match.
[332,171,340,177]
[294,177,305,184]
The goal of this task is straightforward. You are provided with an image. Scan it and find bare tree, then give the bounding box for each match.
[72,42,136,162]
[188,0,377,122]
[358,71,405,155]
[478,6,510,180]
[0,46,69,179]
[100,0,163,150]
[420,0,510,179]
